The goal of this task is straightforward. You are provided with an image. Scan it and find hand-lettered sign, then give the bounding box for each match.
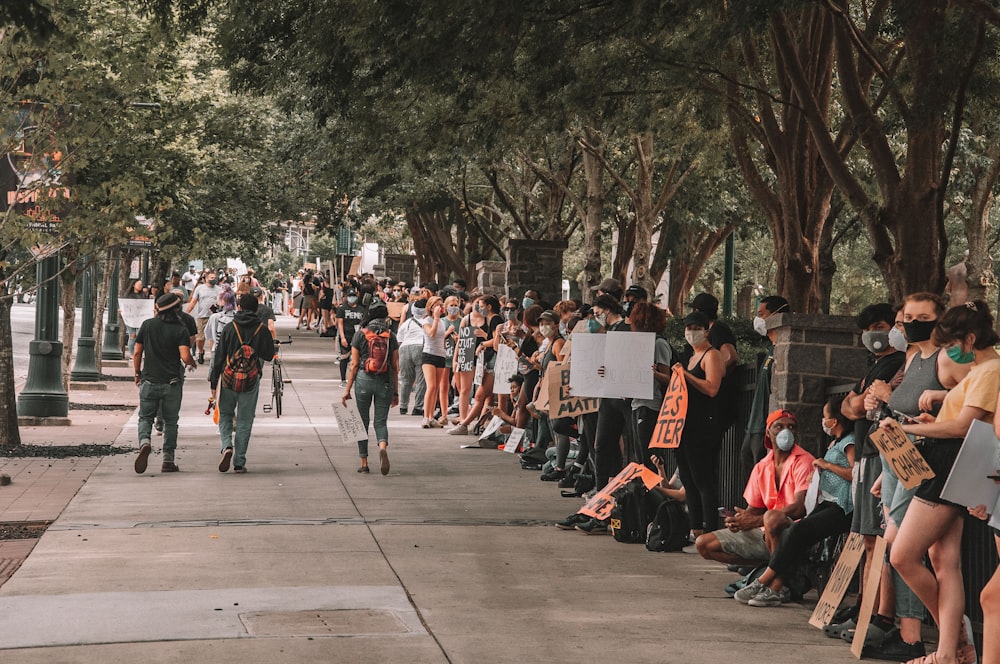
[577,462,663,521]
[648,364,688,449]
[547,362,600,419]
[868,420,935,490]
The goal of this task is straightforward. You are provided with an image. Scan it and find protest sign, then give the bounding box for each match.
[648,365,688,449]
[332,400,369,445]
[119,299,155,329]
[493,344,519,395]
[851,536,888,658]
[456,324,477,372]
[577,462,663,521]
[809,532,866,628]
[547,362,600,418]
[868,420,935,490]
[533,368,550,414]
[503,428,525,453]
[473,354,484,387]
[941,419,1000,515]
[478,415,503,441]
[568,331,655,399]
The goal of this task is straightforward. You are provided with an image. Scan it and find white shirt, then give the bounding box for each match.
[421,316,448,357]
[396,316,425,347]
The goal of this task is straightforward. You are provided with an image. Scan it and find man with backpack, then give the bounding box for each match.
[210,294,276,473]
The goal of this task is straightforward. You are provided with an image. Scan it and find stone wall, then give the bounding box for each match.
[383,253,416,286]
[506,239,568,304]
[477,260,507,295]
[768,313,868,455]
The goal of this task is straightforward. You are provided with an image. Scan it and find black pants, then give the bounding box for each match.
[577,411,598,471]
[340,343,350,381]
[632,406,659,471]
[595,398,634,489]
[770,501,851,579]
[674,426,721,532]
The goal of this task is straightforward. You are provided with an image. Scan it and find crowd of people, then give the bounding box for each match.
[124,262,1000,664]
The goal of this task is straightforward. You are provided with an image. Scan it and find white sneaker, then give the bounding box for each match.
[734,579,765,604]
[448,424,469,435]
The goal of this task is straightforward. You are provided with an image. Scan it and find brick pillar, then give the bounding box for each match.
[476,260,506,295]
[383,253,416,285]
[769,313,868,456]
[506,239,568,304]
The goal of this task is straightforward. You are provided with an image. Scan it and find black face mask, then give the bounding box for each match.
[903,319,937,343]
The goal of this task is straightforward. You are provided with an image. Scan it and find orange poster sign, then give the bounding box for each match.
[648,364,688,449]
[577,462,661,520]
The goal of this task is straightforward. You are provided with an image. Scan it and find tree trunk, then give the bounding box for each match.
[93,249,113,373]
[579,134,605,304]
[0,291,21,448]
[60,249,80,393]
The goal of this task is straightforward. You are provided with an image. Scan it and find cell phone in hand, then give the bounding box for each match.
[718,507,734,518]
[892,409,916,423]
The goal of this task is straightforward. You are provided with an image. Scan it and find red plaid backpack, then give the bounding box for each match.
[221,322,265,391]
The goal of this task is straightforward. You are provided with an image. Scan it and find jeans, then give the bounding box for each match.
[398,344,426,411]
[138,380,183,462]
[126,325,139,355]
[355,372,393,458]
[881,455,926,620]
[218,380,261,468]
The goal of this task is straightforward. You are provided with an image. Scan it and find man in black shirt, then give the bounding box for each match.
[133,292,198,474]
[270,272,288,315]
[251,286,277,341]
[337,288,366,387]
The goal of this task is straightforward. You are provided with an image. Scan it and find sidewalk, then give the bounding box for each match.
[1,316,863,663]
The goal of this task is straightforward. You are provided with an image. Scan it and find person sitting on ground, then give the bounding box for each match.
[734,395,855,608]
[695,409,815,569]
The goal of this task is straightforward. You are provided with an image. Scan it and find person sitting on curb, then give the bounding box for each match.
[694,410,815,581]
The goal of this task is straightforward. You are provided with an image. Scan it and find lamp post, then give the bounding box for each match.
[17,253,69,417]
[70,261,100,380]
[101,249,123,360]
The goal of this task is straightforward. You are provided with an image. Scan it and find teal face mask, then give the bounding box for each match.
[587,318,602,333]
[947,344,975,364]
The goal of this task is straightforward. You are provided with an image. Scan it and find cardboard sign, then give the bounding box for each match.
[868,420,935,490]
[851,536,888,659]
[569,332,656,399]
[648,365,688,449]
[577,462,663,521]
[809,532,866,629]
[533,369,550,414]
[547,362,600,418]
[503,427,525,453]
[119,299,155,328]
[386,301,405,321]
[332,400,369,445]
[456,324,477,372]
[478,415,503,441]
[473,354,485,387]
[941,419,1000,516]
[493,344,519,395]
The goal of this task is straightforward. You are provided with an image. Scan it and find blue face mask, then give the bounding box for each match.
[587,318,602,333]
[775,429,795,452]
[947,344,975,364]
[347,296,358,304]
[522,297,534,310]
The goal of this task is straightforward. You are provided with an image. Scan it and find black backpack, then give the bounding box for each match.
[610,479,649,544]
[645,496,691,552]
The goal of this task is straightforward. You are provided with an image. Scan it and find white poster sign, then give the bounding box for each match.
[568,331,655,399]
[473,354,485,387]
[492,344,519,394]
[941,419,1000,516]
[503,427,525,453]
[478,415,503,441]
[332,400,370,445]
[119,299,155,328]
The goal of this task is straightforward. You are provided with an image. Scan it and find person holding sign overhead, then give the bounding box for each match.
[674,310,725,545]
[886,301,1000,664]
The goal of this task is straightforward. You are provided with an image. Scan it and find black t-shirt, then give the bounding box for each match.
[256,303,276,323]
[303,277,317,296]
[271,278,286,291]
[337,303,366,342]
[852,351,907,457]
[179,311,198,339]
[518,334,540,376]
[708,320,740,428]
[478,315,504,363]
[136,316,191,383]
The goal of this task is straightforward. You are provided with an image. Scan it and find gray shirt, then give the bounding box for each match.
[190,284,219,319]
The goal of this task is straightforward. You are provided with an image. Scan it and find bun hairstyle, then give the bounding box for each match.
[932,300,1000,349]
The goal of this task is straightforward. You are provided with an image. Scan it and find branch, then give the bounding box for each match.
[954,0,1000,28]
[483,166,534,240]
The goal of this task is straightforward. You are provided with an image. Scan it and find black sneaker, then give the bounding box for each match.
[557,474,577,489]
[160,461,180,473]
[540,468,566,482]
[399,407,408,415]
[198,353,205,365]
[555,513,590,530]
[575,518,609,535]
[154,419,164,434]
[411,409,424,417]
[861,631,925,662]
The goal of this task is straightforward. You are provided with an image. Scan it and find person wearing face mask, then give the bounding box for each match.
[440,295,463,418]
[418,296,451,427]
[884,301,1000,664]
[622,285,648,320]
[735,396,856,608]
[336,288,366,388]
[739,295,790,488]
[521,289,541,311]
[673,310,725,547]
[449,295,503,435]
[695,410,815,572]
[837,293,972,658]
[514,305,543,431]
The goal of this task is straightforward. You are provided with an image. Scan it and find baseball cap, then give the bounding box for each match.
[250,286,263,297]
[624,285,648,299]
[590,277,622,293]
[688,293,719,319]
[682,310,711,328]
[538,310,558,323]
[764,409,798,449]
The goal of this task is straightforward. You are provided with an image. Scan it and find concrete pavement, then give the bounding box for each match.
[0,315,870,663]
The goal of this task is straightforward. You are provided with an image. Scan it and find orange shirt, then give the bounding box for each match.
[744,445,816,511]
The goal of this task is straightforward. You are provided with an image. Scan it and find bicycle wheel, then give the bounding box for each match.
[273,361,283,418]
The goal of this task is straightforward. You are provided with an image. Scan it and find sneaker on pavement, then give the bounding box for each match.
[399,407,408,415]
[861,631,925,662]
[823,617,856,639]
[134,441,152,474]
[575,518,609,535]
[421,418,431,429]
[556,513,590,530]
[748,586,790,607]
[340,380,347,388]
[233,465,247,474]
[540,468,566,482]
[379,447,390,475]
[733,579,765,604]
[681,543,699,554]
[160,461,180,473]
[411,409,424,417]
[218,447,233,473]
[448,424,469,435]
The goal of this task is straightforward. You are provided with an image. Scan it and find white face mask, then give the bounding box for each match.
[753,315,768,337]
[685,330,707,347]
[821,419,835,437]
[888,327,908,352]
[775,429,795,452]
[539,324,553,337]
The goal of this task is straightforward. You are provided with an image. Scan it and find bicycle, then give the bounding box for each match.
[263,336,292,417]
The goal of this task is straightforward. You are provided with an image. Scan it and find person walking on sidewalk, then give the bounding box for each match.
[185,275,220,364]
[210,294,276,474]
[133,292,198,474]
[342,300,399,475]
